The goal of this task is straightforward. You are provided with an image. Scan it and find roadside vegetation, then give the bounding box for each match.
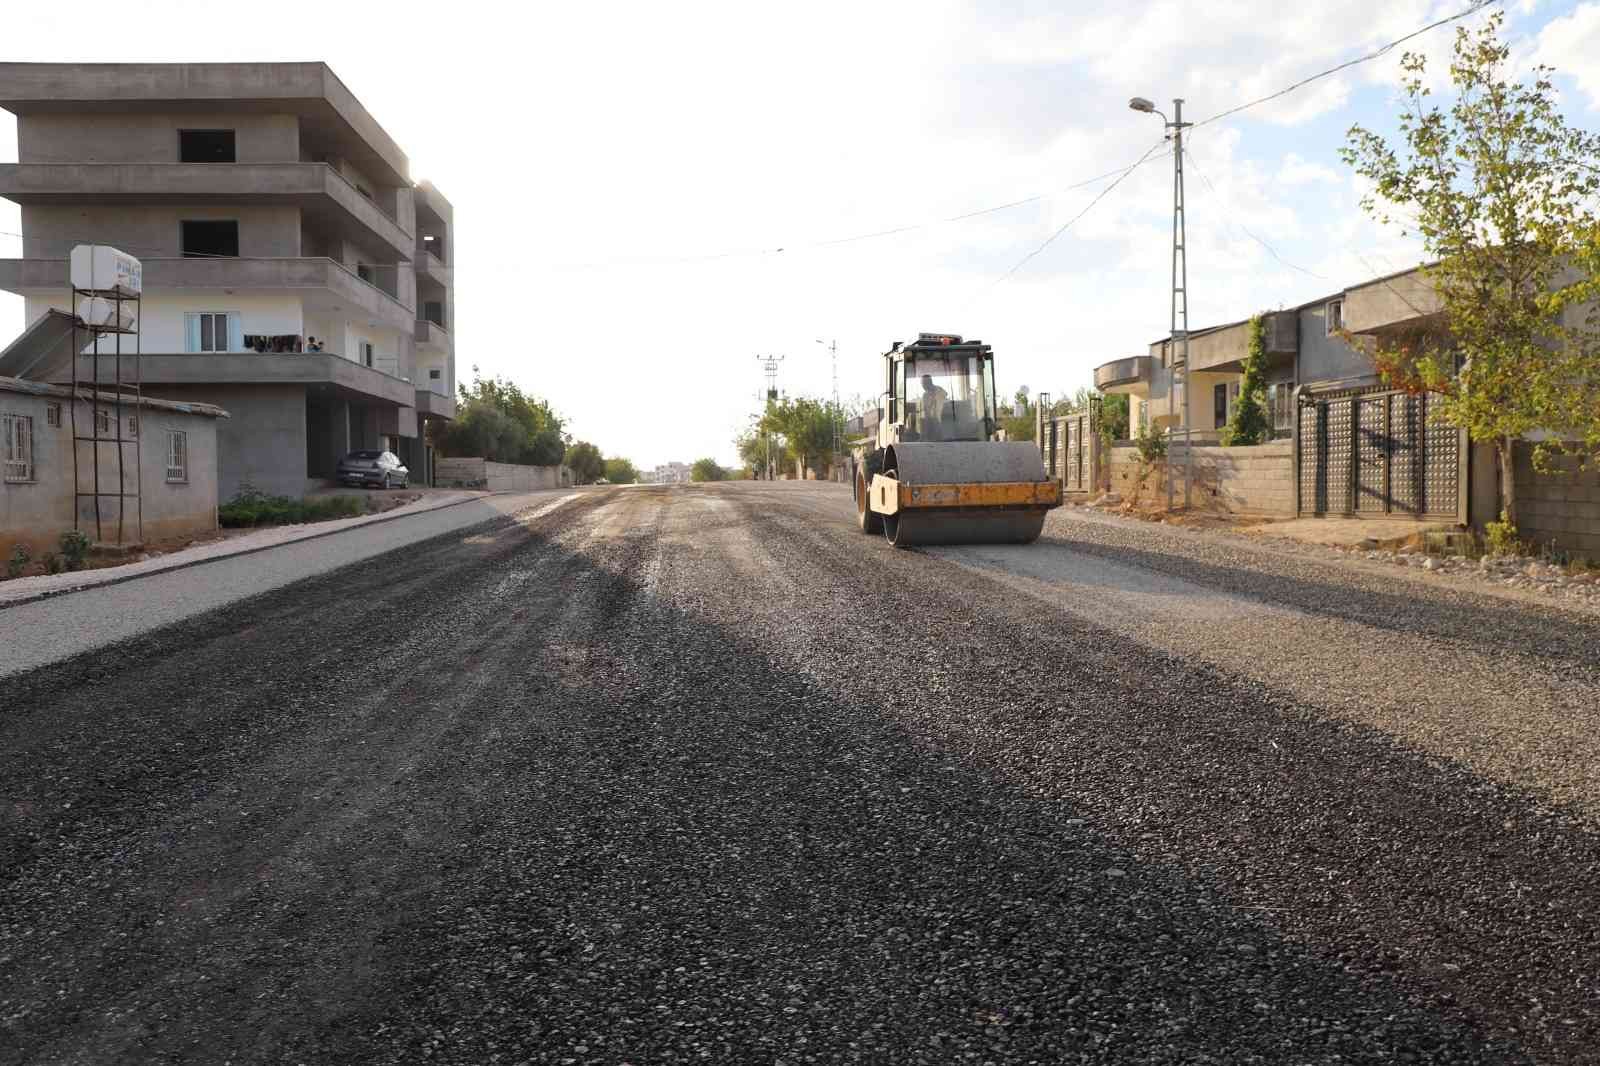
[219,485,374,528]
[690,458,728,482]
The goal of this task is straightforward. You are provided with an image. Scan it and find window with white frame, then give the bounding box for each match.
[361,341,374,368]
[1326,299,1345,336]
[3,412,34,482]
[185,312,239,353]
[94,408,112,435]
[1270,383,1295,437]
[128,415,138,438]
[46,402,62,428]
[165,430,188,483]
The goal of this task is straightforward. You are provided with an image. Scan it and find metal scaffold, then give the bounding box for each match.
[68,245,144,546]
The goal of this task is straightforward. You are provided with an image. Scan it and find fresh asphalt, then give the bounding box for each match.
[2,481,1598,1063]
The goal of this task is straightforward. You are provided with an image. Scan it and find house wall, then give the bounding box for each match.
[1514,443,1600,561]
[435,457,569,491]
[0,389,221,558]
[143,383,305,502]
[1106,439,1295,516]
[1298,302,1375,385]
[17,112,300,164]
[19,202,302,259]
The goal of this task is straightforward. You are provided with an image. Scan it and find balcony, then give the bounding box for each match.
[1343,267,1443,335]
[415,247,450,291]
[1182,310,1298,373]
[1094,355,1155,394]
[0,256,414,334]
[415,387,456,420]
[64,350,416,407]
[415,318,450,352]
[0,162,413,258]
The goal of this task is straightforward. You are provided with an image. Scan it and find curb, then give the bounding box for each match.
[0,492,515,612]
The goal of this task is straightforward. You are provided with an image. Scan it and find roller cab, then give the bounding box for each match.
[852,333,1061,548]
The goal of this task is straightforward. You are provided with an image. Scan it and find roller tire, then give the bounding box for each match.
[855,471,883,535]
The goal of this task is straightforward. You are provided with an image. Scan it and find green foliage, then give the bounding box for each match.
[1221,315,1272,447]
[45,553,64,575]
[6,544,31,579]
[58,529,91,571]
[1134,420,1168,465]
[760,396,844,478]
[603,456,639,485]
[690,458,727,482]
[1099,394,1130,442]
[564,441,605,484]
[1485,509,1524,557]
[439,367,566,466]
[219,485,368,528]
[1342,11,1600,525]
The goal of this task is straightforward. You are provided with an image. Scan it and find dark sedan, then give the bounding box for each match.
[336,449,410,489]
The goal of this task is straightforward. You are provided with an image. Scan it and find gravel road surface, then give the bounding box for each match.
[3,481,1598,1064]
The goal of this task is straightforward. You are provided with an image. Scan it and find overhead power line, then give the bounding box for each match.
[1192,0,1502,129]
[1181,148,1330,281]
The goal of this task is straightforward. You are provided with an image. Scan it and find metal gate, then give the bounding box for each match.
[1296,387,1464,519]
[1039,410,1097,494]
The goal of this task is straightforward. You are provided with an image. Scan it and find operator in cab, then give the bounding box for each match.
[918,373,949,438]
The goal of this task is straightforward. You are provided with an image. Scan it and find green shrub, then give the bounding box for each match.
[1484,509,1523,556]
[6,544,32,579]
[59,529,91,571]
[220,489,368,528]
[1134,421,1168,464]
[45,553,65,575]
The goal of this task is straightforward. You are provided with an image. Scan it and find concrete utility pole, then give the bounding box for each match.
[1130,95,1193,510]
[755,353,784,480]
[815,338,839,474]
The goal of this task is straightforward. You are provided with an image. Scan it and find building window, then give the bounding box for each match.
[3,413,34,482]
[357,264,374,284]
[1214,383,1229,429]
[94,408,112,435]
[1326,298,1345,336]
[46,402,62,428]
[179,129,236,163]
[181,220,239,259]
[361,342,374,368]
[185,312,238,353]
[165,430,188,483]
[1271,383,1296,438]
[428,368,442,380]
[128,415,138,437]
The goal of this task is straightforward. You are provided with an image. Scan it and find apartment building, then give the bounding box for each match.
[0,62,456,499]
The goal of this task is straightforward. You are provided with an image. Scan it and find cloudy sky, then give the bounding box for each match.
[3,0,1598,468]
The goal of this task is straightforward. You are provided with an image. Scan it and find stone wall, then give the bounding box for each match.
[1515,444,1600,560]
[1106,439,1295,516]
[435,456,570,492]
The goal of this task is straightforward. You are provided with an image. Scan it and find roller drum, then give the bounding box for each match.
[881,441,1052,548]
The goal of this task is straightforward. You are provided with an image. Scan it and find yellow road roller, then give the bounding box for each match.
[852,333,1060,548]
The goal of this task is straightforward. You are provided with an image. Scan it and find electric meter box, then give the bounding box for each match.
[70,244,142,297]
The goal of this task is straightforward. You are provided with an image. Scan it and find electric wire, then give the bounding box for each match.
[1181,147,1330,281]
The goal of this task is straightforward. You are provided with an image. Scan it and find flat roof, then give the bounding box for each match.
[0,62,410,187]
[0,374,228,419]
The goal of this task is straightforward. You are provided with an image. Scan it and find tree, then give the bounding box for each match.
[761,397,843,478]
[1221,315,1271,446]
[1343,12,1600,527]
[690,458,726,482]
[1002,387,1037,442]
[565,441,604,484]
[603,457,638,484]
[439,367,566,465]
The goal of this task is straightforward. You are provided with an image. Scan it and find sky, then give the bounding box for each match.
[3,0,1600,469]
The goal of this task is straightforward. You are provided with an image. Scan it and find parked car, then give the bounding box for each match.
[336,449,409,489]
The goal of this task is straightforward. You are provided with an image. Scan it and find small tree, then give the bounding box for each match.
[603,457,638,484]
[690,458,726,482]
[1222,315,1271,446]
[1343,12,1600,527]
[565,441,604,484]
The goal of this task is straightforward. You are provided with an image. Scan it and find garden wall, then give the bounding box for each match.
[434,457,571,492]
[1106,439,1295,516]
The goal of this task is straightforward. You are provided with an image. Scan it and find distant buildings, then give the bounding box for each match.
[646,461,691,484]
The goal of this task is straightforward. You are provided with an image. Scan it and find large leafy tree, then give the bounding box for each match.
[602,457,639,485]
[690,458,726,482]
[564,441,604,484]
[1343,12,1600,526]
[439,367,566,466]
[760,396,844,478]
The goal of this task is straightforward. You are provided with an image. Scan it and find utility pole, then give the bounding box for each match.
[755,353,784,480]
[1130,95,1193,510]
[815,338,839,478]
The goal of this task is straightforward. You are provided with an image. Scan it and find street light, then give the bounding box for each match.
[1131,94,1192,511]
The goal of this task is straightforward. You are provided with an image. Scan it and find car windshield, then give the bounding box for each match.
[904,354,992,441]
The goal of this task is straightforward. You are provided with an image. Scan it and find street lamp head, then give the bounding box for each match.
[1128,96,1156,113]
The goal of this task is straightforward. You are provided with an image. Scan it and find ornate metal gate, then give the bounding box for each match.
[1296,387,1464,519]
[1040,409,1098,493]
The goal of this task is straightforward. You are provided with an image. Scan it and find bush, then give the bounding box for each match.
[219,488,368,528]
[6,544,31,579]
[1134,421,1168,464]
[59,529,91,571]
[45,553,65,575]
[1485,509,1523,557]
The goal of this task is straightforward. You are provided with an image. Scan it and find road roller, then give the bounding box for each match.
[852,333,1060,548]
